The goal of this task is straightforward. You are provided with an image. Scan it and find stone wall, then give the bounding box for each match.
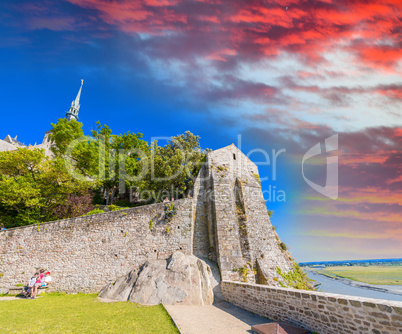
[0,199,193,293]
[221,281,402,334]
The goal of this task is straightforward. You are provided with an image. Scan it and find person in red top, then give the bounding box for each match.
[31,269,45,299]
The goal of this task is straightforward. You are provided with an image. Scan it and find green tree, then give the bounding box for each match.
[49,118,84,156]
[50,118,99,178]
[49,119,207,205]
[50,119,151,204]
[90,122,150,204]
[0,148,94,228]
[146,131,207,201]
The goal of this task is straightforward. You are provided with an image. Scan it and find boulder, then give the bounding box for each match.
[99,268,138,301]
[99,252,214,305]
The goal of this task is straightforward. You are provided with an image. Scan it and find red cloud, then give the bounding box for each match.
[356,45,402,72]
[62,0,401,71]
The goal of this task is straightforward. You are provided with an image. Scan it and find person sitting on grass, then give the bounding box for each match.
[31,269,45,299]
[23,272,38,298]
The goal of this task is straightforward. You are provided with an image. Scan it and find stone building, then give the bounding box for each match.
[0,79,84,155]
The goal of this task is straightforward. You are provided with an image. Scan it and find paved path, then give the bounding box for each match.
[0,296,23,301]
[165,301,269,334]
[164,258,271,334]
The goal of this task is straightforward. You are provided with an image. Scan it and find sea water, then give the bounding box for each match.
[306,270,402,302]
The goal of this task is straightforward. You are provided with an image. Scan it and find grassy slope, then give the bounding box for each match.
[0,293,179,333]
[318,265,402,285]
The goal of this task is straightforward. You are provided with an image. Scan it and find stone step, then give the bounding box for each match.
[7,287,24,296]
[7,286,48,296]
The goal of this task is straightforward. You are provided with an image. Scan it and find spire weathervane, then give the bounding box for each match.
[66,79,84,121]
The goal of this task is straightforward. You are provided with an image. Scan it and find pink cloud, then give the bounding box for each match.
[61,0,401,70]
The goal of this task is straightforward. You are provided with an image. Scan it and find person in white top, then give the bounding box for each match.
[42,272,52,287]
[23,272,38,298]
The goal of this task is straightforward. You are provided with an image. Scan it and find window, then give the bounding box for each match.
[233,153,236,160]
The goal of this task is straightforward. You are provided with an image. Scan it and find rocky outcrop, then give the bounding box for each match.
[99,252,214,305]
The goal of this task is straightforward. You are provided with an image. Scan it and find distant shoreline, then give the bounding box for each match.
[300,258,402,267]
[308,270,402,297]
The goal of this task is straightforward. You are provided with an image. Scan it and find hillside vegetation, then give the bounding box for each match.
[0,119,207,228]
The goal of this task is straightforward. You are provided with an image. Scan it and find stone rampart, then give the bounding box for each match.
[0,199,193,293]
[221,281,402,334]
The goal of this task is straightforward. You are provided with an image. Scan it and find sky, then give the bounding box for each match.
[0,0,401,262]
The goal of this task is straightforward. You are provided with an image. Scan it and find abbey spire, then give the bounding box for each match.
[66,79,84,121]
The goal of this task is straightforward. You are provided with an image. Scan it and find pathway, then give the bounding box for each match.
[165,301,269,334]
[165,258,270,334]
[0,296,23,301]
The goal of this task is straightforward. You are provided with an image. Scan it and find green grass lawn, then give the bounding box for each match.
[0,293,179,333]
[318,265,402,285]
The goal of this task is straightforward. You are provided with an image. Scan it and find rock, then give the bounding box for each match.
[99,268,138,301]
[100,251,214,305]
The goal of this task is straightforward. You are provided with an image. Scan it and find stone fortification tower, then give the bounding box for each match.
[192,144,294,285]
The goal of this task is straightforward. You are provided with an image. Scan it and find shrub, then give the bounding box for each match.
[279,242,287,251]
[82,208,105,216]
[165,203,177,218]
[113,200,133,207]
[109,204,122,211]
[239,266,249,282]
[276,264,315,290]
[52,193,94,220]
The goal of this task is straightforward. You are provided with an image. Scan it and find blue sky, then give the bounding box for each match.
[0,0,401,262]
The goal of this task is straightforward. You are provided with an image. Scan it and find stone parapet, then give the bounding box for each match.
[221,280,402,334]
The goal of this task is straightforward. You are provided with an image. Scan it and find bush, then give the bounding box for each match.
[276,264,315,290]
[113,200,133,207]
[108,204,129,212]
[164,203,177,218]
[52,193,94,220]
[82,208,105,216]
